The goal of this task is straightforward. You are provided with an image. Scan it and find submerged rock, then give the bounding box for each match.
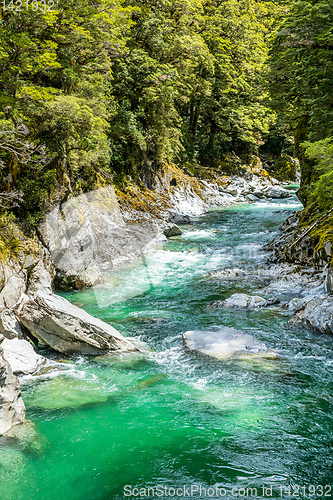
[93,337,150,367]
[183,327,270,360]
[287,296,333,334]
[1,338,46,376]
[25,371,166,412]
[4,419,48,456]
[25,376,109,411]
[0,345,25,435]
[210,293,279,309]
[136,373,166,389]
[16,291,138,355]
[0,446,29,498]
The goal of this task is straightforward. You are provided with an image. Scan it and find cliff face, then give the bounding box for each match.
[38,184,161,291]
[265,210,333,271]
[264,175,333,334]
[0,343,25,435]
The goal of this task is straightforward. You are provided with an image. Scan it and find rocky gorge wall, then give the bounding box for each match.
[264,194,333,334]
[0,160,299,437]
[265,210,333,271]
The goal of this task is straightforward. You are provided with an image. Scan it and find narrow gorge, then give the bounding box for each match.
[1,161,333,498]
[1,0,333,497]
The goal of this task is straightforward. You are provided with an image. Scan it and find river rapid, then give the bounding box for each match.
[1,188,333,500]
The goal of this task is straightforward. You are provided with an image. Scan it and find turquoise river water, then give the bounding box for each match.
[1,188,333,500]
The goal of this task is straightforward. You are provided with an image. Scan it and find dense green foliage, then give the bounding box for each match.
[0,0,132,222]
[1,0,332,220]
[109,0,282,177]
[268,0,333,209]
[0,0,282,222]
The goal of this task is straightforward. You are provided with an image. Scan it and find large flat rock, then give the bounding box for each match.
[183,327,269,360]
[210,293,279,309]
[16,291,137,355]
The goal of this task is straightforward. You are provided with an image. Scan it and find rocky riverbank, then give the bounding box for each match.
[263,204,333,335]
[0,160,293,436]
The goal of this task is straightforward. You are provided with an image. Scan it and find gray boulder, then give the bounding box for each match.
[16,291,137,355]
[183,327,269,360]
[1,338,46,376]
[253,190,265,198]
[210,293,279,309]
[168,212,191,225]
[163,224,182,237]
[288,296,333,334]
[287,296,314,313]
[259,268,325,296]
[246,194,260,202]
[0,345,25,435]
[263,186,291,199]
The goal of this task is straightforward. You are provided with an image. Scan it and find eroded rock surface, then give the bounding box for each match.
[0,310,23,340]
[287,296,333,334]
[259,268,325,296]
[16,291,137,355]
[0,345,25,435]
[39,185,160,290]
[0,276,25,311]
[163,224,182,237]
[1,338,46,376]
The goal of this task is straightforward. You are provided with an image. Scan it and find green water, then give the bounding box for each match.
[2,194,333,500]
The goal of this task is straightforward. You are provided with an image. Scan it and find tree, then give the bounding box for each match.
[0,0,132,222]
[180,0,279,166]
[268,0,333,204]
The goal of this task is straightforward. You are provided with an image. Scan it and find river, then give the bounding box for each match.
[2,187,333,500]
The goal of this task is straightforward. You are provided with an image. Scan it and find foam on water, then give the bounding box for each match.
[182,229,218,239]
[254,200,302,210]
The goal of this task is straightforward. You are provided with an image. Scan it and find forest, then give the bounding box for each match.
[0,0,332,227]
